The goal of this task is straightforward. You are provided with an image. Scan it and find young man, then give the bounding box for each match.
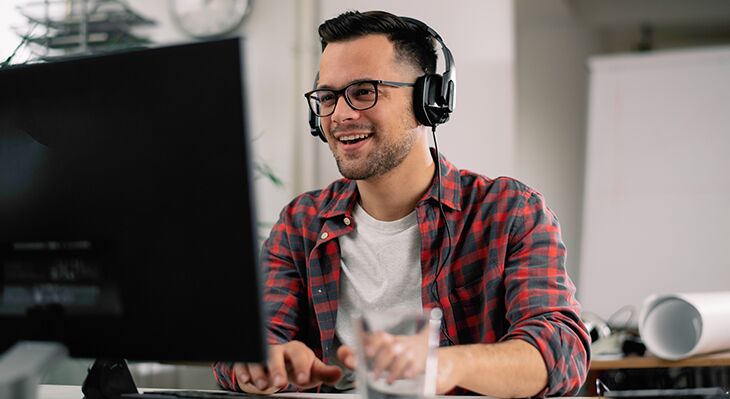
[214,10,589,397]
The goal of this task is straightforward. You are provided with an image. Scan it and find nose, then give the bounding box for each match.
[330,93,360,124]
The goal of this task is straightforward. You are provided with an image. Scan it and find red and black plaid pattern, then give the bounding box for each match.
[214,153,589,396]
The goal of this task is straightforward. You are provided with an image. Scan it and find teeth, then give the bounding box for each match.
[339,133,370,142]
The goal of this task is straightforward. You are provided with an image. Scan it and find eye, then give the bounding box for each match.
[348,84,376,101]
[353,88,374,97]
[317,91,336,105]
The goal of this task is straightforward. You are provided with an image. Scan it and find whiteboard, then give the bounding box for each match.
[578,46,730,321]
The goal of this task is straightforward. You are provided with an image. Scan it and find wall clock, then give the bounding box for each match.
[170,0,252,39]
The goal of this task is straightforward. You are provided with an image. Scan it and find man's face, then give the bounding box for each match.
[318,34,421,180]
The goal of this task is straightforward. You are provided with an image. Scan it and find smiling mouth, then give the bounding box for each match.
[337,133,371,145]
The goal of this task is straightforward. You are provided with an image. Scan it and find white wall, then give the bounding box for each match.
[514,0,602,281]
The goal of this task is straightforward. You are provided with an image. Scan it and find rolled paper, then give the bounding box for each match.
[639,291,730,360]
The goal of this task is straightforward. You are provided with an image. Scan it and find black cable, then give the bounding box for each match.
[430,125,455,345]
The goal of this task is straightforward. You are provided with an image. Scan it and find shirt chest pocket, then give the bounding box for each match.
[448,270,485,317]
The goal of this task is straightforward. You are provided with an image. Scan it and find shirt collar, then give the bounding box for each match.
[421,148,462,211]
[319,178,358,219]
[318,149,462,219]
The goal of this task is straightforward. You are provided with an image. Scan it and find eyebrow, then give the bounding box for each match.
[317,77,374,90]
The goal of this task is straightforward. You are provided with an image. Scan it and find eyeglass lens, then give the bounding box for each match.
[309,81,378,116]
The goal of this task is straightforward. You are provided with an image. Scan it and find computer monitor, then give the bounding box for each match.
[0,39,266,364]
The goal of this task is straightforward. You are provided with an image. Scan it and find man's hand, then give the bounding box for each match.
[337,327,436,384]
[234,341,342,394]
[336,345,356,369]
[336,340,461,394]
[364,330,430,383]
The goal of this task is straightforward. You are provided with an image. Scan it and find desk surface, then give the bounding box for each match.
[38,353,730,399]
[38,384,595,399]
[583,350,730,396]
[590,350,730,370]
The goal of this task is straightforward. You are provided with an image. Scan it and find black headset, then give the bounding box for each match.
[308,15,457,142]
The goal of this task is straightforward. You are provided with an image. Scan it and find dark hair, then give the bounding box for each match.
[318,10,437,75]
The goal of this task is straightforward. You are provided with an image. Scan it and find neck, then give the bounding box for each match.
[356,139,435,221]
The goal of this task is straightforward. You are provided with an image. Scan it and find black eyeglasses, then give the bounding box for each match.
[304,79,415,117]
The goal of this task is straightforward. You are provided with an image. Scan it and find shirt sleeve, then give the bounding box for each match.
[211,361,240,391]
[499,189,591,397]
[262,207,308,345]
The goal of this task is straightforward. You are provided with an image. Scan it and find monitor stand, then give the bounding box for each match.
[0,341,68,399]
[81,358,139,399]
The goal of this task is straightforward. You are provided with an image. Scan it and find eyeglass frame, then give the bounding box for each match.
[304,79,415,118]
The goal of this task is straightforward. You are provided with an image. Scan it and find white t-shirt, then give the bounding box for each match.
[335,203,423,347]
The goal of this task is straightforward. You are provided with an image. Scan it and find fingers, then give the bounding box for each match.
[367,332,407,380]
[233,362,279,394]
[247,362,274,392]
[337,345,357,369]
[283,341,343,389]
[365,332,428,384]
[370,335,399,378]
[282,341,313,385]
[266,346,289,390]
[386,346,416,383]
[364,330,393,357]
[233,341,344,393]
[232,342,296,394]
[311,358,343,385]
[233,363,250,386]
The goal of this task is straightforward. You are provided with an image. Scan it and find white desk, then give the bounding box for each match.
[38,384,595,399]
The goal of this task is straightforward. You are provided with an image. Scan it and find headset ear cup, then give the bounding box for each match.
[308,109,327,142]
[308,73,327,143]
[413,74,451,127]
[413,74,434,127]
[315,117,326,143]
[426,74,450,125]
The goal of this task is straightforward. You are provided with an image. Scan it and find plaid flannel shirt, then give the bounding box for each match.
[214,152,590,396]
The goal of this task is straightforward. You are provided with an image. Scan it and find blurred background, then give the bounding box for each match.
[1,0,729,390]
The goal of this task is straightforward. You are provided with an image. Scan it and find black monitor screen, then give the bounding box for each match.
[0,38,265,363]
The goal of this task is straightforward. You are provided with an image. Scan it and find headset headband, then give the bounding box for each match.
[398,16,456,114]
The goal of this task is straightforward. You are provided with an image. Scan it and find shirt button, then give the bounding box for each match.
[320,232,329,240]
[343,217,351,226]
